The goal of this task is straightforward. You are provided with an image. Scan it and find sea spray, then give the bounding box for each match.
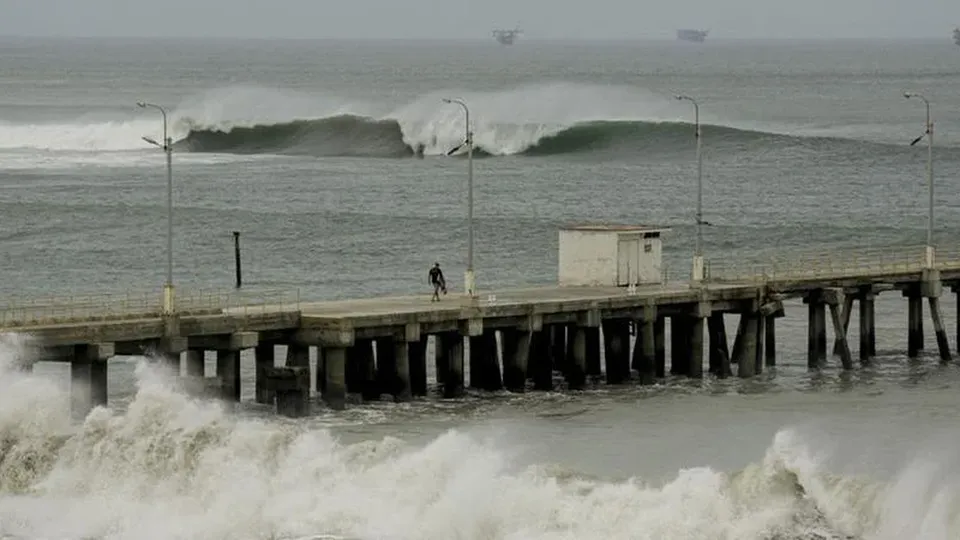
[0,339,956,538]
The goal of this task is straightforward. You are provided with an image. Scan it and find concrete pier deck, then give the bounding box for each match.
[2,242,960,417]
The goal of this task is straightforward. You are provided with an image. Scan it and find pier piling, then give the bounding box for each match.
[254,345,274,404]
[602,319,631,384]
[707,312,730,377]
[323,347,347,410]
[265,366,310,417]
[70,343,113,419]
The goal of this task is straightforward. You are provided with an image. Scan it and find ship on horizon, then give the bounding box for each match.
[677,29,708,43]
[493,27,522,45]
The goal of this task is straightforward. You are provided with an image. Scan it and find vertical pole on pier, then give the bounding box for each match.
[233,231,242,289]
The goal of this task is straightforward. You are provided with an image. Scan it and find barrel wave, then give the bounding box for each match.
[177,115,775,158]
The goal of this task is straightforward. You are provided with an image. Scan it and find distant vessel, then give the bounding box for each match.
[677,29,708,43]
[493,27,522,45]
[954,27,960,46]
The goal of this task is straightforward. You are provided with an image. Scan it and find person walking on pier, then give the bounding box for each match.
[429,262,447,301]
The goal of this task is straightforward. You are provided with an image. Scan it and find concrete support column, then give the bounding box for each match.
[688,315,705,379]
[602,319,631,384]
[470,329,501,391]
[707,312,730,377]
[859,292,876,363]
[921,270,950,363]
[530,329,553,391]
[265,366,310,417]
[754,315,765,375]
[549,324,568,377]
[440,332,465,398]
[286,343,310,368]
[409,337,428,397]
[635,305,658,384]
[71,343,113,419]
[805,291,827,369]
[833,293,854,356]
[185,350,204,377]
[316,347,327,398]
[764,315,777,368]
[737,312,758,378]
[394,340,411,401]
[907,292,924,358]
[216,349,241,402]
[254,345,275,404]
[824,290,853,370]
[434,334,449,388]
[584,327,601,377]
[568,326,588,390]
[375,337,397,399]
[654,316,666,378]
[504,328,532,393]
[347,339,378,401]
[670,315,689,376]
[730,314,747,366]
[323,347,347,410]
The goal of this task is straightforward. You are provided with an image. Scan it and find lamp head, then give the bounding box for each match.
[136,101,147,108]
[903,92,912,99]
[442,98,452,104]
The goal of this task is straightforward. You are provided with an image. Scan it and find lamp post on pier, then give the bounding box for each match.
[676,94,704,282]
[903,92,935,269]
[137,101,175,314]
[442,97,477,298]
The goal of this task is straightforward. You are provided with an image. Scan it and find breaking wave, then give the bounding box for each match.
[0,83,904,162]
[0,335,958,539]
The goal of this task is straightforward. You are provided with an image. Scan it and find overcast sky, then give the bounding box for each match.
[2,0,959,40]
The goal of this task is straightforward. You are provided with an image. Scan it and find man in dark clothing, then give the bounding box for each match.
[428,262,446,301]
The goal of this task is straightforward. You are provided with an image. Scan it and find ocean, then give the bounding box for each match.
[1,36,960,539]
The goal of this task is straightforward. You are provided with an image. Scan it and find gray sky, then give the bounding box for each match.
[2,0,958,40]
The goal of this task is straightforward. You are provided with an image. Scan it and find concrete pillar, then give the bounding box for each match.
[323,347,347,410]
[530,329,553,391]
[859,292,876,364]
[394,340,412,401]
[71,343,112,419]
[563,324,576,378]
[216,349,241,402]
[354,340,379,401]
[737,313,758,378]
[708,312,730,377]
[602,319,631,384]
[805,292,827,369]
[670,315,689,376]
[764,315,777,368]
[907,292,923,358]
[265,366,310,418]
[504,328,531,392]
[827,299,854,370]
[730,314,747,366]
[688,315,705,379]
[567,326,588,390]
[409,337,428,397]
[550,325,568,377]
[833,293,854,356]
[635,312,657,385]
[469,328,501,391]
[928,297,952,363]
[316,347,327,397]
[185,350,205,377]
[440,332,465,398]
[375,337,397,398]
[254,345,274,404]
[434,334,449,387]
[754,315,765,375]
[584,327,601,377]
[286,343,309,368]
[654,316,666,378]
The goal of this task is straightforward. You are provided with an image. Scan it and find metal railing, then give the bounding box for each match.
[703,244,953,283]
[0,288,301,328]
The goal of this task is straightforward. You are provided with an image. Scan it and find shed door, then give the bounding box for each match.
[617,236,640,286]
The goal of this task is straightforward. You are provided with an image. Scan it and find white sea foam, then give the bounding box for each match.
[0,335,956,540]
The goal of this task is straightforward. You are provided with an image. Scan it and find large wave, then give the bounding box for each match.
[0,335,958,539]
[0,84,883,161]
[175,115,771,158]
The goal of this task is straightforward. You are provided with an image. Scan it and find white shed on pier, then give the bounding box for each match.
[558,225,669,287]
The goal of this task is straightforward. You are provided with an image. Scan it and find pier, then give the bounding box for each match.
[2,229,960,418]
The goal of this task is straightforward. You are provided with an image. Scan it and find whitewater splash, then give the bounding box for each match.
[0,335,957,539]
[0,83,793,161]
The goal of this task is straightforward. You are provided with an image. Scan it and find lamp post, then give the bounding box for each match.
[676,94,704,282]
[903,92,935,268]
[137,101,175,314]
[442,97,476,297]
